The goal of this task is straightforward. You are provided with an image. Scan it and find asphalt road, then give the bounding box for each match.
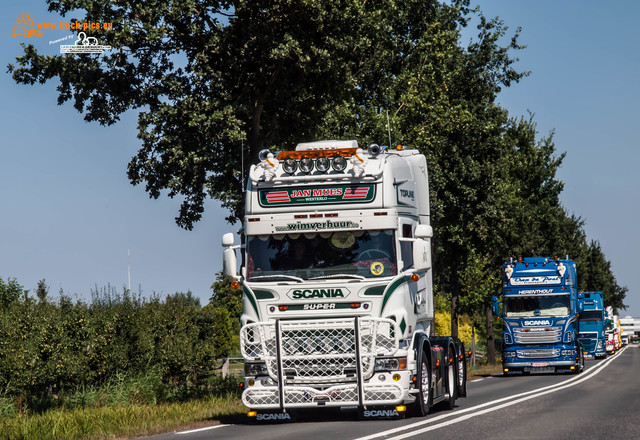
[146,345,639,440]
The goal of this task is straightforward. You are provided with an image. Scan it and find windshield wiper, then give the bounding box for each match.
[308,274,366,280]
[250,275,304,283]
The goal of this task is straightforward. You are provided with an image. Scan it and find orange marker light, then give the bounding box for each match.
[230,281,240,290]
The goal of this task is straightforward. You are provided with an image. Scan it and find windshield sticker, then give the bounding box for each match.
[331,231,355,249]
[510,276,561,286]
[259,184,375,206]
[275,220,359,232]
[370,262,384,276]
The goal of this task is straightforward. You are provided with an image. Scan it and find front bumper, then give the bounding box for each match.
[243,371,412,409]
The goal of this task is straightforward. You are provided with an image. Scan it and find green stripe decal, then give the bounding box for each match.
[364,285,386,296]
[253,289,275,300]
[381,276,410,313]
[242,286,261,320]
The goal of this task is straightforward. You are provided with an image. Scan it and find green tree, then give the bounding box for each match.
[9,0,434,227]
[0,277,25,308]
[36,279,49,303]
[209,272,242,331]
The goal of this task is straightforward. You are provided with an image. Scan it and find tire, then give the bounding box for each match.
[413,349,431,417]
[456,343,467,397]
[573,343,583,375]
[444,345,457,410]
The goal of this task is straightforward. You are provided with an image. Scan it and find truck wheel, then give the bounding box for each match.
[444,346,457,410]
[574,348,584,374]
[413,349,431,417]
[456,344,467,397]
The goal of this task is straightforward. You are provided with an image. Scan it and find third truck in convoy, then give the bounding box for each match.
[492,257,584,375]
[577,291,607,359]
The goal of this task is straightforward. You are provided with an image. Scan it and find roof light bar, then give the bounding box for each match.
[277,148,358,160]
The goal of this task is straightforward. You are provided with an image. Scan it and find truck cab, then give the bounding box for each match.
[577,292,606,359]
[492,257,584,375]
[222,140,466,419]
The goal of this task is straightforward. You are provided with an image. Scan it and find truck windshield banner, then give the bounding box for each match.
[259,184,375,207]
[510,276,561,286]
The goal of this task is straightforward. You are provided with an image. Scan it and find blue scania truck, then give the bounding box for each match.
[577,291,607,359]
[492,257,584,375]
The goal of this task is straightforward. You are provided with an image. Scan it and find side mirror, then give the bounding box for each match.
[491,296,500,316]
[222,232,235,247]
[223,247,238,279]
[222,232,239,279]
[415,224,433,239]
[412,239,431,271]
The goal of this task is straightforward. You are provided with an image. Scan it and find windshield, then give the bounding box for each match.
[504,295,570,317]
[579,310,604,321]
[247,229,397,281]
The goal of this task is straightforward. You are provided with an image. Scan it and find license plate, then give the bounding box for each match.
[526,366,555,373]
[531,362,548,367]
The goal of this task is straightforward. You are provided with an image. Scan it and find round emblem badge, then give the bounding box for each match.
[370,261,384,276]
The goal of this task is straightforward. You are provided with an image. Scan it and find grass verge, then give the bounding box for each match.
[468,363,503,380]
[0,395,247,440]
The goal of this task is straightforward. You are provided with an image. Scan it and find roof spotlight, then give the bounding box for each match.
[299,157,314,173]
[315,157,330,172]
[258,149,270,161]
[282,158,297,174]
[368,144,381,156]
[332,156,347,172]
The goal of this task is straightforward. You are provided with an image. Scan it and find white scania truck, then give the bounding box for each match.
[222,140,466,420]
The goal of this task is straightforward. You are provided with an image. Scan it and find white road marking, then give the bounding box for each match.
[175,424,228,435]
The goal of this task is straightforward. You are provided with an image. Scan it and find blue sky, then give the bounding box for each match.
[1,1,638,316]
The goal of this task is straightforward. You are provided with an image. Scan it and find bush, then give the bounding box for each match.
[0,281,238,415]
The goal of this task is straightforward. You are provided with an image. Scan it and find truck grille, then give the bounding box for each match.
[578,333,597,352]
[513,327,562,344]
[241,318,398,382]
[516,348,560,359]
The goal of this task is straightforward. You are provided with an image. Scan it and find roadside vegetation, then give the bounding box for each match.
[0,278,244,440]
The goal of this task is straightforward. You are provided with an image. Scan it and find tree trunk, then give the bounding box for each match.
[485,304,496,365]
[451,291,459,339]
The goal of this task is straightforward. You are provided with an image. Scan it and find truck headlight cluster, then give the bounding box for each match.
[561,349,576,356]
[503,351,516,358]
[245,362,268,376]
[374,357,407,371]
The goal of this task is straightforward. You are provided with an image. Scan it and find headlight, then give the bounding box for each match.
[561,349,576,356]
[374,358,406,371]
[245,362,268,376]
[299,157,314,173]
[315,157,330,172]
[332,156,347,172]
[282,158,297,174]
[504,351,516,358]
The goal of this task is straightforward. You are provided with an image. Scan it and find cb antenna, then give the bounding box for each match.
[241,138,245,192]
[386,109,392,147]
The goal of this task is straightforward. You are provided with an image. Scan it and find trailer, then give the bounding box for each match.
[222,140,466,420]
